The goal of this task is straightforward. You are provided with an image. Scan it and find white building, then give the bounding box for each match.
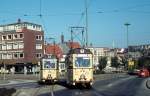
[87,47,110,66]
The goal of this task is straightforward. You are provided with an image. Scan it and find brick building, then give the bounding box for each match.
[0,19,44,73]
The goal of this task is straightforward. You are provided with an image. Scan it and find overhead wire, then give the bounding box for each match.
[72,0,92,45]
[97,3,150,14]
[76,0,93,26]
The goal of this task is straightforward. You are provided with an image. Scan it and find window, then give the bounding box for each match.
[33,25,36,28]
[2,53,7,59]
[14,34,18,39]
[2,53,6,59]
[36,44,42,49]
[20,53,24,58]
[7,53,12,59]
[13,43,18,49]
[8,35,12,40]
[2,44,6,50]
[7,43,12,50]
[18,43,24,49]
[36,35,42,40]
[2,35,7,40]
[13,53,18,59]
[36,53,42,58]
[75,57,90,67]
[19,34,23,38]
[44,61,55,69]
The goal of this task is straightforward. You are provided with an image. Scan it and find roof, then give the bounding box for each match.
[45,44,63,59]
[0,19,42,27]
[59,43,70,54]
[67,42,80,49]
[59,42,81,55]
[67,48,92,55]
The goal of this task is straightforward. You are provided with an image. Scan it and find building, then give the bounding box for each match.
[87,47,110,66]
[44,44,63,59]
[129,44,150,57]
[0,19,44,73]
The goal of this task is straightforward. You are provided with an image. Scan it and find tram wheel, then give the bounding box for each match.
[86,83,92,89]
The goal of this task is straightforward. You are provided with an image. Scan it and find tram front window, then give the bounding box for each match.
[75,57,90,67]
[44,61,55,69]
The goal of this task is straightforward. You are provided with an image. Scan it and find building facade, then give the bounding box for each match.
[0,19,44,73]
[87,47,110,66]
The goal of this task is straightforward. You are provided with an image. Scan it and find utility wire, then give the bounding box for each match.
[97,3,150,14]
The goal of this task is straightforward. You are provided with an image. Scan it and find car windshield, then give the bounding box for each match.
[44,61,55,69]
[75,57,90,67]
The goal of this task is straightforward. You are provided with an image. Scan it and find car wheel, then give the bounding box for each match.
[146,79,150,89]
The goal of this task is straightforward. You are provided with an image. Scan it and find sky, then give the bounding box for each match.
[0,0,150,48]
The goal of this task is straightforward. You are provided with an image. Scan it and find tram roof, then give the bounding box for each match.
[67,48,92,55]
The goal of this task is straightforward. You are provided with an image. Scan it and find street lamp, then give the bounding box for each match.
[124,23,131,57]
[124,23,131,70]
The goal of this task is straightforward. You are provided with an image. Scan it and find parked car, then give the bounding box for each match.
[128,69,140,75]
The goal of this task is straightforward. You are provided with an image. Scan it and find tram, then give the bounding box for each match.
[65,48,93,88]
[39,55,59,83]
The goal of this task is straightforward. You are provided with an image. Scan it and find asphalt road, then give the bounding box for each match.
[1,74,150,96]
[37,75,150,96]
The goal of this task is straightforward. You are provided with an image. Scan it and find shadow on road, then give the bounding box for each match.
[0,88,16,96]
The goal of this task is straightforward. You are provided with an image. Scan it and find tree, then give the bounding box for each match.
[98,57,107,71]
[111,56,120,68]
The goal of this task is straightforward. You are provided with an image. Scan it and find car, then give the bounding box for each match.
[138,68,150,77]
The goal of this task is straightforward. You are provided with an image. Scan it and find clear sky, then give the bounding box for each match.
[0,0,150,48]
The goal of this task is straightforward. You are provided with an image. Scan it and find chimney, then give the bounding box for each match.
[61,33,64,43]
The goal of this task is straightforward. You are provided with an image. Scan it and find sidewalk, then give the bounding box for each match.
[0,79,37,86]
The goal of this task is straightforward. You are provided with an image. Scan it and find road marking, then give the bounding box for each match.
[93,91,104,96]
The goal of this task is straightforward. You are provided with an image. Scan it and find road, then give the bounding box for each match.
[0,74,150,96]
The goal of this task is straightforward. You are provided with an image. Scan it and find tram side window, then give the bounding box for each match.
[75,57,90,67]
[44,61,55,68]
